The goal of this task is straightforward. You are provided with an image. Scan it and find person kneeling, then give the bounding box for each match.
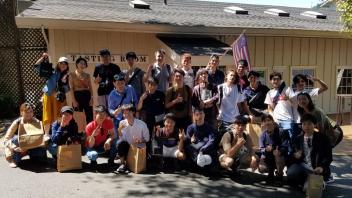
[184,107,217,171]
[48,106,80,159]
[258,114,288,185]
[4,103,47,168]
[116,104,150,173]
[218,116,258,175]
[287,113,331,191]
[154,113,186,168]
[85,105,117,168]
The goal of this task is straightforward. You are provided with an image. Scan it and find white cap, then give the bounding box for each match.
[197,153,212,167]
[58,56,68,63]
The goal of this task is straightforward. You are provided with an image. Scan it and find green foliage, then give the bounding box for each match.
[0,95,17,119]
[336,0,352,32]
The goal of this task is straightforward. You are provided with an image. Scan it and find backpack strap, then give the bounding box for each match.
[127,68,142,85]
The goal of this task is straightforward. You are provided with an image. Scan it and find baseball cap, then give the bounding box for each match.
[58,57,68,63]
[61,106,74,114]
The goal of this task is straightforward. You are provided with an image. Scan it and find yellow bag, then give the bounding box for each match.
[18,121,45,150]
[306,174,324,198]
[57,144,82,172]
[73,111,86,133]
[127,145,146,174]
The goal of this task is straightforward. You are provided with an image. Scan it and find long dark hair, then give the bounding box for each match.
[297,92,315,117]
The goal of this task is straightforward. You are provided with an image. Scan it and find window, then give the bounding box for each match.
[336,66,352,96]
[251,67,267,85]
[291,66,316,90]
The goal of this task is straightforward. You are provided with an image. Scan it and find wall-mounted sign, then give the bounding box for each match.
[66,54,149,64]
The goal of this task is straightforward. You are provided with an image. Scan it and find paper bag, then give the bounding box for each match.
[127,145,146,174]
[18,122,45,150]
[73,111,86,133]
[306,174,324,198]
[57,144,82,172]
[247,123,261,150]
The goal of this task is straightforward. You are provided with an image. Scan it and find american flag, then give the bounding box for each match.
[232,33,251,71]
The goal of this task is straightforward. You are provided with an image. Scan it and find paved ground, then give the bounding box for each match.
[0,118,351,198]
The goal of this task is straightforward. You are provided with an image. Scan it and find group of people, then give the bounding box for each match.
[3,48,337,191]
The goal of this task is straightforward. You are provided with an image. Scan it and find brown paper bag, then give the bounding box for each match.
[57,144,82,172]
[306,174,324,198]
[127,145,146,174]
[73,111,86,133]
[247,123,262,150]
[18,122,45,150]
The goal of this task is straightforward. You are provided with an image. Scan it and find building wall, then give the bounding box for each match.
[217,35,352,114]
[49,29,352,113]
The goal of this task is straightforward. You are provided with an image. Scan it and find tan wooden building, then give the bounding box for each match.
[16,0,352,114]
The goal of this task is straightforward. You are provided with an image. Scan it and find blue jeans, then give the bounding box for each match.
[11,136,47,164]
[86,139,118,162]
[277,120,299,155]
[48,142,58,157]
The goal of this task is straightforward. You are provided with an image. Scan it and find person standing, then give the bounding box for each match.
[93,48,121,107]
[179,53,194,89]
[145,49,173,92]
[69,57,93,124]
[165,68,192,130]
[35,53,70,139]
[217,69,253,136]
[124,51,145,99]
[192,68,218,127]
[207,54,225,89]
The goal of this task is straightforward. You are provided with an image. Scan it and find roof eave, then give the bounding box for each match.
[15,16,348,38]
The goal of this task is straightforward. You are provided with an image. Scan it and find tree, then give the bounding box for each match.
[335,0,352,32]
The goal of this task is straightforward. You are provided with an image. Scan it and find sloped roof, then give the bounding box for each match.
[16,0,342,32]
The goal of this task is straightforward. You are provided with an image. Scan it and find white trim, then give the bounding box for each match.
[336,66,352,97]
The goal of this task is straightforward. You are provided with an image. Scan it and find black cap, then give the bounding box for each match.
[248,71,260,78]
[100,48,111,56]
[61,106,74,114]
[94,105,107,113]
[113,73,125,81]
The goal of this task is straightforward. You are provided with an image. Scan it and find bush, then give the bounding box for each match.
[0,95,17,119]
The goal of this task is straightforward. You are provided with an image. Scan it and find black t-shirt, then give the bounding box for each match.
[243,83,270,116]
[142,90,165,122]
[93,63,121,95]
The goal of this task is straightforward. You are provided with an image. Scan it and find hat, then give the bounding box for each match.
[94,105,106,113]
[61,106,74,114]
[113,73,125,81]
[58,57,68,63]
[197,153,212,167]
[248,71,260,78]
[100,48,111,56]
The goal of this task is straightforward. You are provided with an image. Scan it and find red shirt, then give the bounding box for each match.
[85,118,114,147]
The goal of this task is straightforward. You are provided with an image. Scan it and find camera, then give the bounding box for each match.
[56,91,66,102]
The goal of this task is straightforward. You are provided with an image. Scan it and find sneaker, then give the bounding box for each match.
[116,164,127,173]
[9,162,17,168]
[325,175,335,184]
[44,134,51,142]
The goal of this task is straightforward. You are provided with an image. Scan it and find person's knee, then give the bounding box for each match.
[258,164,268,173]
[176,150,185,160]
[219,155,234,169]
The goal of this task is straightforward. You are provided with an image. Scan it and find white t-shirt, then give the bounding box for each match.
[264,87,293,122]
[218,83,246,123]
[183,68,194,89]
[121,118,150,148]
[288,87,320,123]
